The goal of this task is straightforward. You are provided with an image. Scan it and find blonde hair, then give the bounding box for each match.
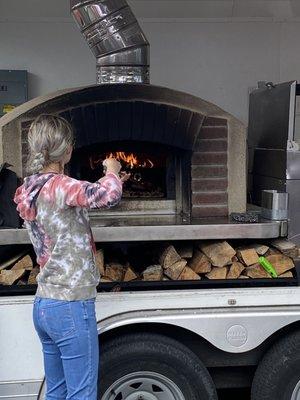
[27,114,74,174]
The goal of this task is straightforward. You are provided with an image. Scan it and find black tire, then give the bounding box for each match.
[251,330,300,400]
[98,332,217,400]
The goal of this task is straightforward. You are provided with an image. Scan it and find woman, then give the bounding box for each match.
[14,114,125,399]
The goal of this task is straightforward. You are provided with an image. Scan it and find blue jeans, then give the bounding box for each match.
[33,297,99,400]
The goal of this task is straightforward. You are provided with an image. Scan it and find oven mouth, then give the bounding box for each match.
[69,141,191,217]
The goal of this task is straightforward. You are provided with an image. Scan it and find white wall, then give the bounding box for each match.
[1,1,300,123]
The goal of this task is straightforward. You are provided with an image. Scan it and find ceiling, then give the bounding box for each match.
[0,0,299,20]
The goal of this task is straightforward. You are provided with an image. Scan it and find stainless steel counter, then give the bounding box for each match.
[0,217,284,245]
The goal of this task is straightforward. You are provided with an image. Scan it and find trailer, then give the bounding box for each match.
[1,0,300,397]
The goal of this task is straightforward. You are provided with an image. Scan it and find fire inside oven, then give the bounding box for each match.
[70,142,177,200]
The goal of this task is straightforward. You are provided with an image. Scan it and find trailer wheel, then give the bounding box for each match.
[251,330,300,400]
[99,332,217,400]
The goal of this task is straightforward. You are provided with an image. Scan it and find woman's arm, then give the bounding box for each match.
[52,173,123,209]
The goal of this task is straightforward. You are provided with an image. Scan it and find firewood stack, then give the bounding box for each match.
[0,253,39,286]
[98,239,298,283]
[0,239,298,286]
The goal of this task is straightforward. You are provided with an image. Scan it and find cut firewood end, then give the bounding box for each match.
[124,266,138,282]
[265,254,294,275]
[227,262,245,279]
[11,255,33,271]
[253,244,269,256]
[95,249,105,276]
[188,250,211,274]
[245,264,271,279]
[159,245,182,269]
[165,260,187,280]
[199,241,235,267]
[105,263,125,281]
[28,267,40,285]
[279,271,293,278]
[206,267,228,280]
[178,266,201,280]
[0,269,26,285]
[237,248,259,266]
[143,265,163,281]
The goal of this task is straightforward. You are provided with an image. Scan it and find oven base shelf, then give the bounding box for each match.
[0,217,284,245]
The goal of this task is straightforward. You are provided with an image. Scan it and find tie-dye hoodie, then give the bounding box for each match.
[14,172,122,301]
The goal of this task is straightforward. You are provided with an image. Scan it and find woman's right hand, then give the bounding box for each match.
[103,158,122,176]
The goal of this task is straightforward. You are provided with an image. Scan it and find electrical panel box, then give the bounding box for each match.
[0,70,28,117]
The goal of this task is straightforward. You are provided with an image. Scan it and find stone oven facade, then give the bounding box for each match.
[0,84,246,219]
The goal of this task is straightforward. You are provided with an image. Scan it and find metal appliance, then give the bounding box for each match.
[248,80,300,244]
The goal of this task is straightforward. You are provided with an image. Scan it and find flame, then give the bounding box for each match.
[107,152,154,169]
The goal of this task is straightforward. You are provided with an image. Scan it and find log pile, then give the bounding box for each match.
[0,253,39,286]
[98,240,298,283]
[0,239,298,286]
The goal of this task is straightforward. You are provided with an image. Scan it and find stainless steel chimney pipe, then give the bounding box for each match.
[71,0,150,84]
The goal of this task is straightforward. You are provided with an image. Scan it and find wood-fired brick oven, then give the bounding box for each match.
[0,84,246,223]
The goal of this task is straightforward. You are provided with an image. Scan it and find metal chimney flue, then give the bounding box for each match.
[71,0,150,84]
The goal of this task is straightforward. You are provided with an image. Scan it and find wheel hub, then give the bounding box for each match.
[101,371,185,400]
[126,391,156,400]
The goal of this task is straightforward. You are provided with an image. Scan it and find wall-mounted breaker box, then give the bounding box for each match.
[0,70,28,117]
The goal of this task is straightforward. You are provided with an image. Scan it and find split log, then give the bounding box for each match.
[279,271,293,278]
[199,241,235,267]
[165,260,187,280]
[105,263,125,281]
[178,266,201,280]
[270,239,298,258]
[237,249,259,266]
[253,244,269,256]
[143,265,163,281]
[176,244,193,259]
[266,254,295,275]
[124,266,138,282]
[206,266,228,280]
[238,275,250,279]
[188,250,211,274]
[227,262,245,279]
[28,267,39,285]
[101,276,114,283]
[0,252,28,271]
[159,246,181,269]
[0,269,26,285]
[245,264,271,279]
[95,250,105,276]
[11,255,33,271]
